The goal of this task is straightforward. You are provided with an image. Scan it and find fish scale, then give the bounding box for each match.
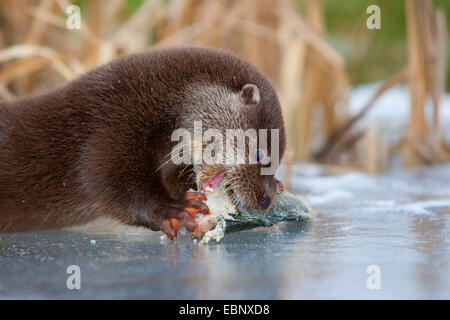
[197,189,314,244]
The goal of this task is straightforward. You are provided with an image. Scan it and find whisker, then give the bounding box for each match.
[177,164,192,178]
[155,143,205,172]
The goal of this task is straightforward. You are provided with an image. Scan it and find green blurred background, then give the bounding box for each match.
[315,0,449,91]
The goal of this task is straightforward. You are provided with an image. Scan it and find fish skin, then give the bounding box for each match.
[199,190,314,244]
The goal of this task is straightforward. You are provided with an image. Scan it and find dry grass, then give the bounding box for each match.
[0,0,448,179]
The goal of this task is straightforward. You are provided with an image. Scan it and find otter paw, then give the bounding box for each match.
[183,191,207,202]
[160,197,210,240]
[179,193,211,218]
[159,208,196,240]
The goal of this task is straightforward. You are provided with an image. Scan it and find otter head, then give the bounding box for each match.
[191,82,286,212]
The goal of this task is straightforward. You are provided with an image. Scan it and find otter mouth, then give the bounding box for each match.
[201,172,225,193]
[197,171,250,210]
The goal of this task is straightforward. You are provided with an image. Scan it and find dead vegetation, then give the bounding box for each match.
[0,0,448,183]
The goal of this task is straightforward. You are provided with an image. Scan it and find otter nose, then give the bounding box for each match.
[261,193,271,210]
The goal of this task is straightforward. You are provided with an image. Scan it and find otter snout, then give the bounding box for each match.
[261,193,272,210]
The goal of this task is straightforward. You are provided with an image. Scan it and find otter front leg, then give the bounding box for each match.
[81,131,210,239]
[137,192,210,240]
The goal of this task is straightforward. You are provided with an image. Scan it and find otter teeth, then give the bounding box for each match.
[201,172,225,194]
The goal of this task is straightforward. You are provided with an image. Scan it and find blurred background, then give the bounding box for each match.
[0,1,450,300]
[0,0,448,185]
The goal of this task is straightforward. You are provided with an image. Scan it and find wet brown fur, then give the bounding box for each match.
[0,47,285,234]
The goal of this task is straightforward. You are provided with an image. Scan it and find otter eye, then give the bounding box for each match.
[255,149,265,163]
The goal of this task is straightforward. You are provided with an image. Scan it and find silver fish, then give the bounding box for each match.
[196,189,314,244]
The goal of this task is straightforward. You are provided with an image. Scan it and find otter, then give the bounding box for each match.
[0,47,286,239]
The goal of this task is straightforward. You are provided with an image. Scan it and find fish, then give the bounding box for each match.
[191,188,314,244]
[67,186,313,243]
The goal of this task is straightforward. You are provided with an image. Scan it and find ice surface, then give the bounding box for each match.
[0,163,449,299]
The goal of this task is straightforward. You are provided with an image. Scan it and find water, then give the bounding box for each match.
[0,164,449,299]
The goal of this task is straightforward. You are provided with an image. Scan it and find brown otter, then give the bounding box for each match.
[0,47,286,239]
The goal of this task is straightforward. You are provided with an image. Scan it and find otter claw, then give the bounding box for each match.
[169,218,180,240]
[186,207,198,218]
[162,193,210,240]
[170,218,180,233]
[181,192,210,218]
[185,206,210,218]
[183,192,207,201]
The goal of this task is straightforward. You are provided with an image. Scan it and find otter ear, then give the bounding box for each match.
[240,84,260,105]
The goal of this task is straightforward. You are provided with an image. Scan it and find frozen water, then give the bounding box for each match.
[0,164,449,299]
